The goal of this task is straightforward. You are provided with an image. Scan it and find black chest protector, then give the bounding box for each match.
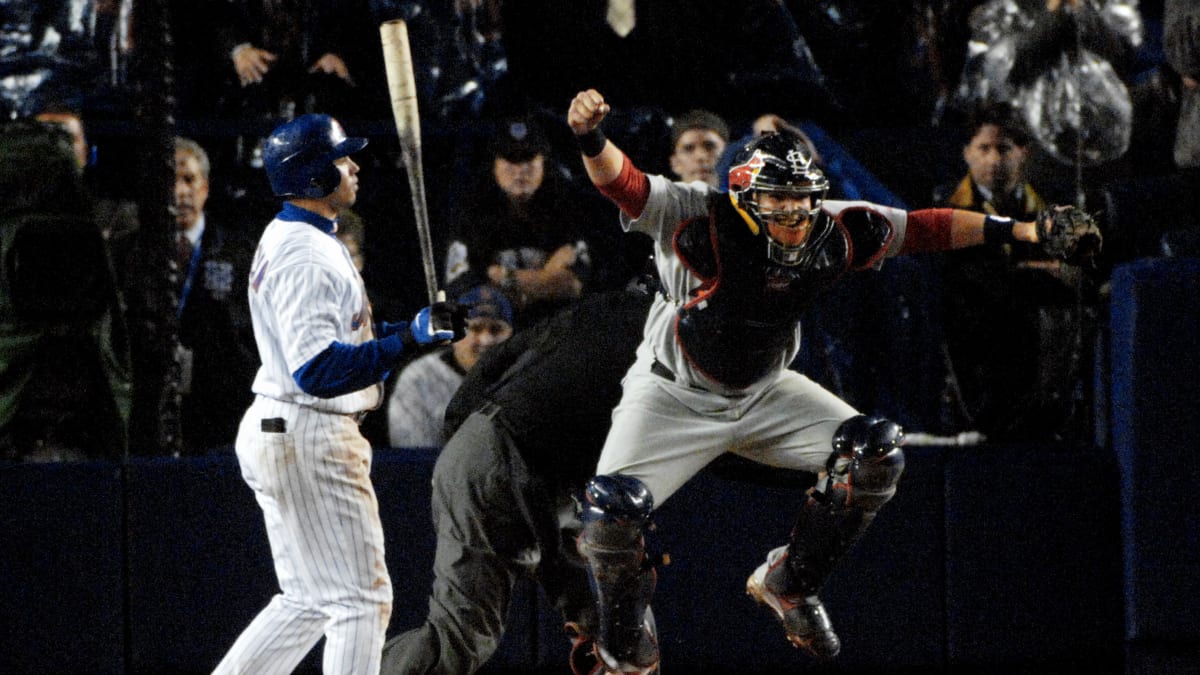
[673,198,855,389]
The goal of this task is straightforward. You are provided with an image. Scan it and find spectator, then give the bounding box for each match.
[934,102,1094,442]
[169,137,260,454]
[667,108,729,188]
[387,285,514,449]
[443,116,613,329]
[209,0,382,122]
[0,0,121,118]
[182,0,388,208]
[783,1,948,128]
[0,118,132,462]
[1165,0,1200,170]
[32,104,141,248]
[935,101,1046,219]
[335,207,367,274]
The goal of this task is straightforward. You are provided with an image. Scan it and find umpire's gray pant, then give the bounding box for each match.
[380,407,593,675]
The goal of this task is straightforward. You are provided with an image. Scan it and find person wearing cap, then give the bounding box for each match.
[386,285,515,448]
[443,116,611,330]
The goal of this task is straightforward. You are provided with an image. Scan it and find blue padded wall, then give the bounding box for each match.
[0,462,125,674]
[1110,258,1200,643]
[119,449,539,675]
[124,450,451,674]
[0,441,1130,674]
[943,445,1122,671]
[125,455,284,673]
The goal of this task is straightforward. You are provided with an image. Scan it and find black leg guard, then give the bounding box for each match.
[566,607,659,675]
[785,415,905,596]
[576,475,659,673]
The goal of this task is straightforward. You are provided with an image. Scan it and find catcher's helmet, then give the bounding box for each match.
[727,132,830,265]
[263,114,367,198]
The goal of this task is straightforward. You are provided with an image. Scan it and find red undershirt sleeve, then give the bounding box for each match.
[596,153,651,219]
[898,208,955,254]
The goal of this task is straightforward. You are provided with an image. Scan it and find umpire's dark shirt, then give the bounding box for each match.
[444,288,653,484]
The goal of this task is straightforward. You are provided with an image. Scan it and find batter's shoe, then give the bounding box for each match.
[746,545,841,659]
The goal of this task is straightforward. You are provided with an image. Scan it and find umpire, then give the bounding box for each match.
[381,284,654,674]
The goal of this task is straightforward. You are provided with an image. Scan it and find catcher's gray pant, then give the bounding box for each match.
[380,406,594,675]
[598,368,859,508]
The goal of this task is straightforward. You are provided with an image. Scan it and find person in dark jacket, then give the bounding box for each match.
[381,285,654,675]
[170,137,259,454]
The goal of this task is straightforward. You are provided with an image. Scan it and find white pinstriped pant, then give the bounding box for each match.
[214,397,392,675]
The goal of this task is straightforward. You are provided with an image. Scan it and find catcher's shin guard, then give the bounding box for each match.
[788,415,905,594]
[788,415,904,592]
[750,416,904,658]
[566,608,659,675]
[576,475,659,674]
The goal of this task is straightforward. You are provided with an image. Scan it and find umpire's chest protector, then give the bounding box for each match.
[672,200,851,389]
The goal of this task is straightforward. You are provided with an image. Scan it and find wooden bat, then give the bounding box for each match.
[380,19,442,304]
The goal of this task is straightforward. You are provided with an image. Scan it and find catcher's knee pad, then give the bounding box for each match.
[579,474,654,530]
[576,475,658,671]
[827,414,906,513]
[782,416,905,597]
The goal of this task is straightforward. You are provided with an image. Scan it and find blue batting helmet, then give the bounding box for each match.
[262,114,368,198]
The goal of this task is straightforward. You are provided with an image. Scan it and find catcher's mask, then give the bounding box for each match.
[727,131,830,266]
[263,114,367,199]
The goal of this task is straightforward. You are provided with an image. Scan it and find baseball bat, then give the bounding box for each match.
[380,19,442,305]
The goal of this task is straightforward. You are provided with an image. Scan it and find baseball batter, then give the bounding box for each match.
[566,89,1101,674]
[213,114,465,675]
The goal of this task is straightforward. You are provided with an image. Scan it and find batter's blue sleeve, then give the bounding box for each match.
[377,320,411,338]
[292,335,405,398]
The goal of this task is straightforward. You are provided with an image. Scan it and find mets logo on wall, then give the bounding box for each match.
[728,150,766,192]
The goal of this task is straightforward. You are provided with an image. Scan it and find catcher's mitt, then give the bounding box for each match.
[1036,206,1103,263]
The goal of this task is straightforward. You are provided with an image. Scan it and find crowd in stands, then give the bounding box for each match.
[2,0,1194,460]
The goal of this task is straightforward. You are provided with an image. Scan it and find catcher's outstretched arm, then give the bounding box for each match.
[903,209,1039,251]
[904,205,1101,263]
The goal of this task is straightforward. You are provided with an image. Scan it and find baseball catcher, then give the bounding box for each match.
[566,88,1100,674]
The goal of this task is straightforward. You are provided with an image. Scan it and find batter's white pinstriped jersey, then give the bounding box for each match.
[215,207,392,675]
[248,215,382,414]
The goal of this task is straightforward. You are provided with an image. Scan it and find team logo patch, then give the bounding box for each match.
[728,150,766,192]
[786,148,812,175]
[249,257,268,291]
[329,119,348,145]
[204,260,235,300]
